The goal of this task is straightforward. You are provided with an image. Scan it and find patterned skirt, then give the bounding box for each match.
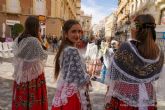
[51,93,81,110]
[12,73,48,110]
[105,97,157,110]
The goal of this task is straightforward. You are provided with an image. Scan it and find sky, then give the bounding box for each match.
[81,0,118,25]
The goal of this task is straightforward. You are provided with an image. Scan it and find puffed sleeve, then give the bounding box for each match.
[62,47,90,87]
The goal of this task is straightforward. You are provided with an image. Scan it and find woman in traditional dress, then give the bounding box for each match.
[105,14,164,110]
[12,16,48,110]
[85,36,102,78]
[51,19,92,110]
[85,36,97,76]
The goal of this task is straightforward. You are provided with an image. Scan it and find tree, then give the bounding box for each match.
[12,23,24,39]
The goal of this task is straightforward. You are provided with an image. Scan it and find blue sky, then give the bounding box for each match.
[81,0,118,24]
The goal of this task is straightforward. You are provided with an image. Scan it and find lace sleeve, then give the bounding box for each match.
[62,47,90,87]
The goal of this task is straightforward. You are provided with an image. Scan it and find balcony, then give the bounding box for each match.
[117,1,128,15]
[76,2,81,8]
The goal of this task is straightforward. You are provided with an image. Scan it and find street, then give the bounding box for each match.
[0,53,106,110]
[0,52,165,110]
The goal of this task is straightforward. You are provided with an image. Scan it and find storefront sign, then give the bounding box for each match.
[6,20,20,25]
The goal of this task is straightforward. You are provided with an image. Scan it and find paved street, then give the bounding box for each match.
[0,52,106,110]
[0,52,165,110]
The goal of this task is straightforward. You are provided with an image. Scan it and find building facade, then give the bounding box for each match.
[115,0,165,53]
[79,11,92,39]
[105,13,117,39]
[0,0,81,39]
[115,0,165,41]
[115,0,130,41]
[92,19,106,38]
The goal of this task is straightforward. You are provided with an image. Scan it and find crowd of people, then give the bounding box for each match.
[38,31,88,52]
[11,14,164,110]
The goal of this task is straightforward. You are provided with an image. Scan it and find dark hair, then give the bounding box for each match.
[54,19,80,79]
[134,14,156,42]
[133,14,159,59]
[19,16,40,41]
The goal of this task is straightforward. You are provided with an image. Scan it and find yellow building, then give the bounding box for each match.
[50,0,81,38]
[105,13,117,39]
[116,0,164,41]
[115,0,130,41]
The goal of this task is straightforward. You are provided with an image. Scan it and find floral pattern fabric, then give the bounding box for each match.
[52,46,91,110]
[12,73,48,110]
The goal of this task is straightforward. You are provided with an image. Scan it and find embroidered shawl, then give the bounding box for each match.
[52,46,90,110]
[106,41,164,107]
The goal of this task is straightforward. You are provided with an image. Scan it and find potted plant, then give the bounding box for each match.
[11,23,24,39]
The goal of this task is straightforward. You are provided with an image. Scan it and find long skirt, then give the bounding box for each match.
[12,73,48,110]
[105,97,157,110]
[51,93,81,110]
[52,91,92,110]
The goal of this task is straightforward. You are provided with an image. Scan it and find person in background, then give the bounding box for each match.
[91,39,119,84]
[105,14,164,110]
[52,36,58,52]
[38,29,47,50]
[85,36,97,76]
[12,16,48,110]
[51,19,92,110]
